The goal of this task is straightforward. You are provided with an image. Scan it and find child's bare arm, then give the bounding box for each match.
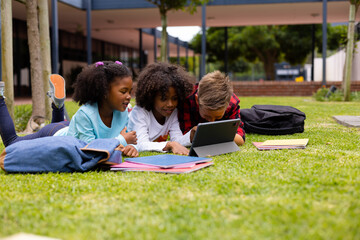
[189,126,197,143]
[234,134,244,146]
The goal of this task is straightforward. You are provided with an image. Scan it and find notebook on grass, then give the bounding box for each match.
[189,119,241,157]
[124,154,212,168]
[260,139,309,147]
[111,162,213,174]
[111,161,197,169]
[253,138,309,150]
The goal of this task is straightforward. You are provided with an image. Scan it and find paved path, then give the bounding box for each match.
[333,116,360,128]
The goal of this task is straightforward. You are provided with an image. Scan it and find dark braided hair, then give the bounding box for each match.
[72,61,132,105]
[136,62,194,111]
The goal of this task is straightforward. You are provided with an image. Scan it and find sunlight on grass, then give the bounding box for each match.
[1,97,360,239]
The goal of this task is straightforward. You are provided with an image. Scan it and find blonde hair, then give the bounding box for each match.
[198,71,233,111]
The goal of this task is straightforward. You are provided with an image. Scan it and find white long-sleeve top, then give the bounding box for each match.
[128,106,191,152]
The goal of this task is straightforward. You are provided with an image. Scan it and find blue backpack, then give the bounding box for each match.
[0,136,123,173]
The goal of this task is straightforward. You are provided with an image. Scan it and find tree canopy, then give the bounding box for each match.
[147,0,207,62]
[191,24,346,80]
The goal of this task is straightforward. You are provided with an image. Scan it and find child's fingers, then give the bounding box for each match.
[122,146,130,154]
[122,146,138,157]
[175,149,189,155]
[129,149,139,157]
[172,144,189,155]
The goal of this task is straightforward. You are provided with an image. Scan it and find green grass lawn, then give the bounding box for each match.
[1,97,360,240]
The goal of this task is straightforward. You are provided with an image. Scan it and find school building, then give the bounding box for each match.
[4,0,360,97]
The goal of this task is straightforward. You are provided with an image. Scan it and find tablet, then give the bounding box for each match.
[188,119,241,157]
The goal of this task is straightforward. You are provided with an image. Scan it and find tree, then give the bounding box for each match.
[235,26,281,80]
[39,0,52,120]
[26,0,46,130]
[191,25,344,80]
[1,0,14,119]
[343,0,360,101]
[146,0,207,62]
[192,26,282,80]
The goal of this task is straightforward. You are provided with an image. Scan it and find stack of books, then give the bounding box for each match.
[110,154,213,174]
[253,139,309,151]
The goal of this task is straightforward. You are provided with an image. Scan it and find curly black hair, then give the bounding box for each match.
[136,62,194,111]
[72,61,132,105]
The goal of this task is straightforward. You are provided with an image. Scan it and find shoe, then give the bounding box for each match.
[47,74,66,108]
[0,81,4,98]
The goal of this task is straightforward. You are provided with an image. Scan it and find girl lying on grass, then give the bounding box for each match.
[0,61,138,157]
[128,62,194,155]
[57,61,138,157]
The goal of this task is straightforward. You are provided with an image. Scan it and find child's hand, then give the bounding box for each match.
[190,126,197,143]
[120,127,137,144]
[163,141,189,156]
[122,145,139,157]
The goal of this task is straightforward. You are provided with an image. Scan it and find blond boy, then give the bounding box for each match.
[178,71,245,145]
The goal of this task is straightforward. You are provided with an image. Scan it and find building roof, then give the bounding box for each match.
[11,0,359,57]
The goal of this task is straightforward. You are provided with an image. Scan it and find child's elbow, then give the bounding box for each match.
[234,134,245,146]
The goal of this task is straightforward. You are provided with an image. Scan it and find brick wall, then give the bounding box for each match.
[232,81,360,96]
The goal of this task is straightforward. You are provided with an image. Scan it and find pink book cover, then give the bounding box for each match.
[111,162,213,174]
[111,161,196,169]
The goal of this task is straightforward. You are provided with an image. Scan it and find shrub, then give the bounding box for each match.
[328,90,344,101]
[351,91,360,101]
[313,87,328,101]
[14,104,32,132]
[313,87,360,102]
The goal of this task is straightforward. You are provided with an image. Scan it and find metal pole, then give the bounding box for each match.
[311,24,315,81]
[322,0,327,86]
[199,56,201,81]
[86,0,92,65]
[176,38,180,65]
[51,0,59,73]
[185,43,189,71]
[167,32,169,62]
[51,0,70,120]
[201,3,206,78]
[139,28,143,70]
[153,28,157,62]
[224,26,228,74]
[193,53,196,76]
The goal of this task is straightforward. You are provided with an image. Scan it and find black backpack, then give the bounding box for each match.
[240,105,306,135]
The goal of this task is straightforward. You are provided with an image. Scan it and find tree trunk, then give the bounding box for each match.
[1,0,14,120]
[343,2,358,101]
[38,0,52,120]
[263,56,276,80]
[160,12,168,62]
[26,0,45,127]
